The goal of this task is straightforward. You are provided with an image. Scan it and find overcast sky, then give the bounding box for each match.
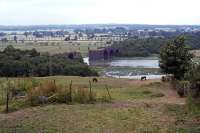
[0,0,200,25]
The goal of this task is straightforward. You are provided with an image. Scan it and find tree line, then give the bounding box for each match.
[0,46,98,77]
[115,32,200,57]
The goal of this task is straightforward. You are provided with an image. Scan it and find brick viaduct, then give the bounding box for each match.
[89,47,120,61]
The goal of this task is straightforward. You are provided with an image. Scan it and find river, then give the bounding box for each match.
[83,57,164,79]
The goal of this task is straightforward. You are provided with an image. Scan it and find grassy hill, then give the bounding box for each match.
[0,76,199,133]
[0,41,111,57]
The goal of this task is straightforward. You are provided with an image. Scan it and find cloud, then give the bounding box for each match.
[0,0,199,25]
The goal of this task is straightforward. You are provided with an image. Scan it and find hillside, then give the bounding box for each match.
[115,33,200,57]
[0,76,199,133]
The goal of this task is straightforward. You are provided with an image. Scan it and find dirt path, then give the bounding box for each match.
[111,79,185,109]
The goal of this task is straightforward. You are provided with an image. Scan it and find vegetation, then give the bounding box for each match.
[114,37,167,57]
[0,45,98,77]
[114,32,200,57]
[159,36,193,80]
[0,40,105,56]
[1,76,197,132]
[186,63,200,97]
[157,36,200,133]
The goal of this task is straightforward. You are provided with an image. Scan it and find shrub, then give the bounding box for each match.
[186,64,200,98]
[172,80,190,97]
[26,80,97,106]
[27,80,58,105]
[55,87,71,103]
[73,88,96,104]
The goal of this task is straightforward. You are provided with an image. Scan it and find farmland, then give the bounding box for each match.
[0,76,199,133]
[0,41,111,56]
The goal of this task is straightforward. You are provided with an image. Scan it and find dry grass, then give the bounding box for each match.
[0,76,198,132]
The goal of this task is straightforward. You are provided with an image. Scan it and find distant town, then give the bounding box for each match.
[0,24,200,42]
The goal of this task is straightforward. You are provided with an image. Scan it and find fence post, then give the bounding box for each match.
[89,80,92,101]
[69,80,72,103]
[6,78,10,113]
[105,85,112,101]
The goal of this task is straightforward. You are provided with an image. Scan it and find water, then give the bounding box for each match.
[83,57,89,65]
[109,59,159,68]
[83,57,164,79]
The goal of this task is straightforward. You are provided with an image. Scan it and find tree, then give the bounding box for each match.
[0,45,98,77]
[159,36,193,80]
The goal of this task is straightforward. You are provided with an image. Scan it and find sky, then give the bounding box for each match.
[0,0,200,25]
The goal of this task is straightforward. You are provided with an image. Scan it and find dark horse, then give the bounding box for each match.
[141,76,147,81]
[92,78,98,83]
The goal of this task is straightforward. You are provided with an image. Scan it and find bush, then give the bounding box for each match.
[172,80,191,97]
[26,80,97,106]
[73,88,96,104]
[185,64,200,98]
[27,80,58,105]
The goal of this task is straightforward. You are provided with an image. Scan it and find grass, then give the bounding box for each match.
[164,98,200,133]
[0,41,111,56]
[0,104,175,133]
[0,76,199,132]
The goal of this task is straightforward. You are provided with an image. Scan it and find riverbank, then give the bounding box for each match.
[86,57,163,79]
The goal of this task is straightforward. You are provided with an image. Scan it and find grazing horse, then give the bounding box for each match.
[92,78,98,83]
[141,76,147,81]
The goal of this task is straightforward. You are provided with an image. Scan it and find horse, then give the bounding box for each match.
[92,78,98,83]
[141,76,147,81]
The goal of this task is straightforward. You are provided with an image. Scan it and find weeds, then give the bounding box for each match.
[0,78,113,113]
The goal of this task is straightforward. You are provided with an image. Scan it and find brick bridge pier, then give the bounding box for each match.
[89,47,120,61]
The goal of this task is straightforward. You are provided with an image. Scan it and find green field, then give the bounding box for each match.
[0,76,199,133]
[0,41,111,56]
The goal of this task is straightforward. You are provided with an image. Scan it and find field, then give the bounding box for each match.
[0,41,111,56]
[0,76,199,133]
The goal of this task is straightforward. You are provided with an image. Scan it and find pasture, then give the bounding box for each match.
[0,76,199,133]
[0,41,111,56]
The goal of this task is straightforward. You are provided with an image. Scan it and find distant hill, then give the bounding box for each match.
[114,33,200,57]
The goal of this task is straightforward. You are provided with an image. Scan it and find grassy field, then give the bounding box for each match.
[0,41,111,56]
[0,76,199,133]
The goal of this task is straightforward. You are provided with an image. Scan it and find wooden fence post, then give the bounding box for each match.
[89,80,92,101]
[69,80,72,103]
[105,85,112,101]
[6,78,10,113]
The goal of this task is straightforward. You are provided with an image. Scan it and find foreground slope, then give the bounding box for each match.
[0,77,199,133]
